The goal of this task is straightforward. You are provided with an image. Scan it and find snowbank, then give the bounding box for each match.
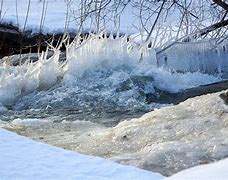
[2,91,228,179]
[2,99,228,180]
[166,158,228,180]
[0,0,73,33]
[0,128,163,180]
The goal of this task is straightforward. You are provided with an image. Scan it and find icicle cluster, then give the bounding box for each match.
[0,49,63,107]
[0,34,226,110]
[156,39,228,76]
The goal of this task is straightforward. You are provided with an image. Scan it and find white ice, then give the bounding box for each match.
[0,48,62,107]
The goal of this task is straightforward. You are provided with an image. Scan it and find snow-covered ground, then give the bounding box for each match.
[0,128,163,180]
[1,0,67,32]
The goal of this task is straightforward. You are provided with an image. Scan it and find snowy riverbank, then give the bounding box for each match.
[2,127,228,180]
[2,90,228,177]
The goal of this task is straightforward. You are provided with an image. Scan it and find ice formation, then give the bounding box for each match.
[0,34,226,112]
[0,47,62,108]
[157,39,228,77]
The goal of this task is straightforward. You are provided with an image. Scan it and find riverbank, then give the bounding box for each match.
[2,90,227,176]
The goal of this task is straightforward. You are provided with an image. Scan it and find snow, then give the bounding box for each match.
[1,0,223,39]
[166,158,228,180]
[1,0,66,32]
[0,0,80,33]
[0,128,163,180]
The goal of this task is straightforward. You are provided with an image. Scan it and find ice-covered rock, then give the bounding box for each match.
[69,91,228,176]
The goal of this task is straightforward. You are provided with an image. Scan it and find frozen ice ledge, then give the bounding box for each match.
[156,39,228,78]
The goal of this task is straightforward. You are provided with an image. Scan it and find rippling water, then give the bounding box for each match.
[0,37,225,125]
[0,62,222,126]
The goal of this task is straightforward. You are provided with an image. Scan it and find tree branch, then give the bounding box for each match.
[213,0,228,10]
[199,18,228,36]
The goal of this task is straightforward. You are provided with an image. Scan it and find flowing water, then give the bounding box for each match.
[0,36,226,126]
